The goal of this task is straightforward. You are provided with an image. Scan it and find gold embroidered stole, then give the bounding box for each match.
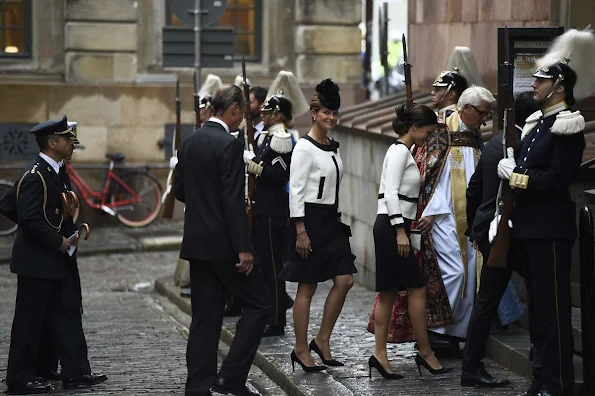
[444,114,482,297]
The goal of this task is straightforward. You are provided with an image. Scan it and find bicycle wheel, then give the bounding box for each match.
[0,180,18,236]
[110,172,162,227]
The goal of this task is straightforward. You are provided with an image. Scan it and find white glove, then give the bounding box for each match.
[497,157,516,180]
[243,149,255,164]
[169,155,178,169]
[488,215,513,244]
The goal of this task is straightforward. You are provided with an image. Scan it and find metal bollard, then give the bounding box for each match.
[579,206,595,396]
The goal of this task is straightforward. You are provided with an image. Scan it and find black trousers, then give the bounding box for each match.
[252,216,287,327]
[36,316,60,376]
[462,240,513,372]
[6,273,90,387]
[519,239,574,395]
[186,259,269,395]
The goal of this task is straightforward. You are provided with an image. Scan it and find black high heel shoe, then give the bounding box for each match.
[414,353,453,376]
[368,355,403,380]
[290,350,326,373]
[309,339,344,366]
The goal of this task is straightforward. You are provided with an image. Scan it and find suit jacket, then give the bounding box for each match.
[11,156,77,280]
[466,134,507,245]
[174,120,251,261]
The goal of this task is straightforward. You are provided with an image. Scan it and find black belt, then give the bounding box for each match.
[378,193,418,203]
[450,131,481,149]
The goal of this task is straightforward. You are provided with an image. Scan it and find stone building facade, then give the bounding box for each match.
[0,0,363,163]
[408,0,595,91]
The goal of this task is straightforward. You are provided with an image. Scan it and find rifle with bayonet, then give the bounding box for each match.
[402,33,413,104]
[488,27,516,268]
[242,57,255,232]
[193,70,201,129]
[161,79,181,219]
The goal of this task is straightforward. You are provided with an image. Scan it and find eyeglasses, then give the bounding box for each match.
[470,105,492,119]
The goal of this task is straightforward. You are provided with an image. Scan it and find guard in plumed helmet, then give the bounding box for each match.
[5,116,107,394]
[243,70,309,337]
[431,69,468,121]
[497,28,595,396]
[197,74,223,124]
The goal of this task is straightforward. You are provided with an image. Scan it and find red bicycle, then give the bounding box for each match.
[67,152,163,227]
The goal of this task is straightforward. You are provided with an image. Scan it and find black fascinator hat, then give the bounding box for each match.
[315,79,341,110]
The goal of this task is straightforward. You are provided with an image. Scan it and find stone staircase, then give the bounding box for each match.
[484,192,595,396]
[485,279,585,390]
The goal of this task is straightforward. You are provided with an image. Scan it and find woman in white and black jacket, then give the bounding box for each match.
[280,79,356,372]
[370,103,453,379]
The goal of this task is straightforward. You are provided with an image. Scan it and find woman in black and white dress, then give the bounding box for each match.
[369,103,452,379]
[280,79,356,372]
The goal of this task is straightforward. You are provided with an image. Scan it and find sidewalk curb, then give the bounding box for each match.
[0,236,182,265]
[155,276,307,396]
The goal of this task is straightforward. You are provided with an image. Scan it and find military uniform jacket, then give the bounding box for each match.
[11,156,78,280]
[252,123,292,218]
[512,104,585,240]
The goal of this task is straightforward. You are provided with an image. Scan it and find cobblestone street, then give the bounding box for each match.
[0,251,284,395]
[160,273,533,396]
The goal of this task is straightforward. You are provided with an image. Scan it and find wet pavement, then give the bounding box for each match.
[0,250,286,395]
[0,219,184,264]
[159,277,532,396]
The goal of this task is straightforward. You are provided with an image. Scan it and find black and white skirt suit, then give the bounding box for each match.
[279,135,357,283]
[374,141,425,292]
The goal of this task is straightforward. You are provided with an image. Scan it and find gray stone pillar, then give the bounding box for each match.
[294,0,362,84]
[64,0,138,83]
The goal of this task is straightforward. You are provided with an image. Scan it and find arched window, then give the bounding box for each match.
[166,0,262,61]
[0,0,31,58]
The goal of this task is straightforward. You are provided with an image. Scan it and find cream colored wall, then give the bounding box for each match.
[0,0,365,162]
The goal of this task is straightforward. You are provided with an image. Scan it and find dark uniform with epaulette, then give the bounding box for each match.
[504,62,585,396]
[245,95,294,336]
[4,116,106,394]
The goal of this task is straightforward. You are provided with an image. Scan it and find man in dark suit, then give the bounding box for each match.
[5,116,106,394]
[461,92,538,388]
[174,84,270,396]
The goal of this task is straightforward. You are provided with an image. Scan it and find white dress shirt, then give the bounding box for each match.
[208,117,230,133]
[39,152,61,174]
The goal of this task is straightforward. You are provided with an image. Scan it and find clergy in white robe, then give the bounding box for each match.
[421,87,496,340]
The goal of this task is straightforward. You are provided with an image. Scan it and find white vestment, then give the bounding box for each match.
[421,117,479,339]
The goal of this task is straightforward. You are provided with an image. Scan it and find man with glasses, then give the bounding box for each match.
[415,86,496,356]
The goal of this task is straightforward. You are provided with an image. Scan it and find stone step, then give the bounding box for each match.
[517,305,583,355]
[486,324,584,394]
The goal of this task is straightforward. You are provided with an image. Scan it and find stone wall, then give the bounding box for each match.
[64,0,138,83]
[0,83,198,162]
[294,0,362,85]
[0,0,365,161]
[332,126,394,289]
[407,0,552,92]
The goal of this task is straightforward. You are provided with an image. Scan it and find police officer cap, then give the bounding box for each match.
[533,61,577,105]
[30,115,76,140]
[432,70,468,91]
[261,95,293,120]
